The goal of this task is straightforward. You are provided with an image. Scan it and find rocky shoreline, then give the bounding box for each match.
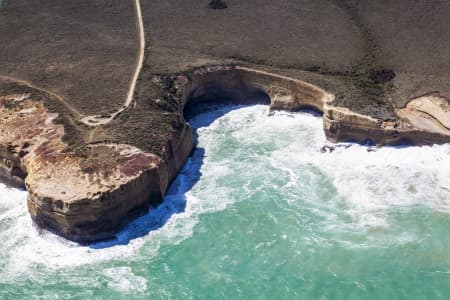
[0,65,449,243]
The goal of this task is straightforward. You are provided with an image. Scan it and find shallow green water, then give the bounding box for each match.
[0,105,449,299]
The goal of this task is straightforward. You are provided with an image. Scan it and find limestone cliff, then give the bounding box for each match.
[0,65,449,243]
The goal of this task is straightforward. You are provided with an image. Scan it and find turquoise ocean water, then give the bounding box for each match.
[0,105,449,299]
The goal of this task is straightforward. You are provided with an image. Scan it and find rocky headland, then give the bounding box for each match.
[0,0,449,242]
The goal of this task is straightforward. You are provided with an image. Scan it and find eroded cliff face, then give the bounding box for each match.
[0,92,193,243]
[324,94,450,145]
[184,66,450,146]
[0,65,448,243]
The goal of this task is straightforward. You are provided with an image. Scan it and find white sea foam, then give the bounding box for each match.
[0,186,202,279]
[261,107,449,233]
[0,105,448,281]
[102,267,147,293]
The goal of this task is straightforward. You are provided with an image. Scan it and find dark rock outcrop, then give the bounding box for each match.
[208,0,227,10]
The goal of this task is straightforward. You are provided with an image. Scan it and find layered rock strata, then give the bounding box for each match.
[185,66,450,145]
[0,66,449,243]
[0,92,193,242]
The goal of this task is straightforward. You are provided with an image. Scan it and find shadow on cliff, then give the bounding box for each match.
[89,105,240,249]
[87,103,396,249]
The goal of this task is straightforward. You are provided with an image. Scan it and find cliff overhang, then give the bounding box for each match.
[0,65,449,243]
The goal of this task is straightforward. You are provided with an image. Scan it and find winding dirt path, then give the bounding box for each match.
[0,74,81,118]
[1,0,145,130]
[80,0,145,127]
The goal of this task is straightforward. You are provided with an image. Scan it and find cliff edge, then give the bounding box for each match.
[0,0,449,242]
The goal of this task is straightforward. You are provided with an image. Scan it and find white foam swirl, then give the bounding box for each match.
[0,105,448,282]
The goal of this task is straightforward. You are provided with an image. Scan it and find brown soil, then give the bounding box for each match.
[0,0,138,115]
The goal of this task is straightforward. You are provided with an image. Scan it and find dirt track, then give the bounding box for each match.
[0,0,138,115]
[80,0,145,126]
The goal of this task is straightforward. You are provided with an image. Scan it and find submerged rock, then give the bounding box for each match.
[320,145,335,153]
